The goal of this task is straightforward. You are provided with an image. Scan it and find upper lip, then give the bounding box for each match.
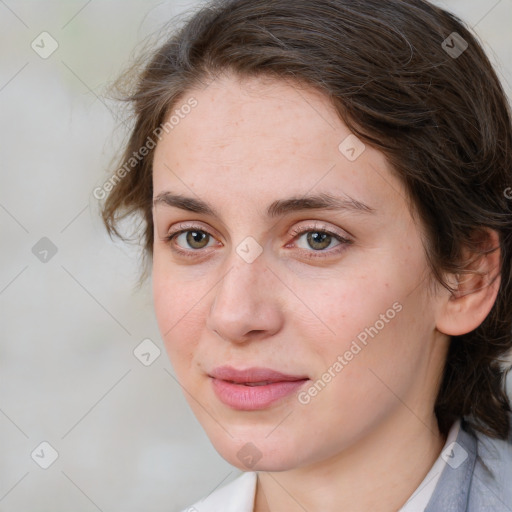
[209,366,308,384]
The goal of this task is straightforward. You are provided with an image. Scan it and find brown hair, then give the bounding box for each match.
[100,0,512,439]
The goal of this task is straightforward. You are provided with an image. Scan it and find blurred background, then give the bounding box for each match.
[1,1,511,510]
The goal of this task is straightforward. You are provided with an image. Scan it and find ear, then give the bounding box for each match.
[436,229,501,337]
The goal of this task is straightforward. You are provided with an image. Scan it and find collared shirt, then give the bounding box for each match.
[399,419,461,511]
[181,416,512,512]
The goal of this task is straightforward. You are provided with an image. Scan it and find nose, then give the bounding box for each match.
[206,250,284,344]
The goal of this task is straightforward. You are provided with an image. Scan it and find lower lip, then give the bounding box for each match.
[211,378,308,410]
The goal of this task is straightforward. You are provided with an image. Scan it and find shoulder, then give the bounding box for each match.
[426,415,512,512]
[179,471,257,512]
[468,417,512,511]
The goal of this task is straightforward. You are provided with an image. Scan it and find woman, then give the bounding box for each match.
[100,0,512,510]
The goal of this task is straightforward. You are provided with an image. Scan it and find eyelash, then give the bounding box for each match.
[164,223,352,260]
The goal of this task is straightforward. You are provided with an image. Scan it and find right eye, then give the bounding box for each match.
[164,223,220,258]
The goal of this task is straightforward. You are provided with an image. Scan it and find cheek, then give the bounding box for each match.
[291,257,432,386]
[315,291,432,411]
[294,295,432,451]
[287,269,399,355]
[152,260,206,370]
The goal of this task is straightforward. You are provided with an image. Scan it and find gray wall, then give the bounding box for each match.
[1,1,511,510]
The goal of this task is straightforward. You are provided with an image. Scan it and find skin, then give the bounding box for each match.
[151,72,500,511]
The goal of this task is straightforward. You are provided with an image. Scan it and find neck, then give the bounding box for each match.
[254,411,446,512]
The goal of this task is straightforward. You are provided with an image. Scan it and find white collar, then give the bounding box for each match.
[398,419,461,512]
[188,471,256,512]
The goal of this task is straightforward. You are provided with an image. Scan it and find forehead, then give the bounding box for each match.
[154,73,345,164]
[152,73,407,220]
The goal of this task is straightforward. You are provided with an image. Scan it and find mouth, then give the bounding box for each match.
[208,366,309,410]
[237,381,278,386]
[209,366,308,383]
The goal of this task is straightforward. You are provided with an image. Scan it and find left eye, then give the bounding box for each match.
[293,229,343,251]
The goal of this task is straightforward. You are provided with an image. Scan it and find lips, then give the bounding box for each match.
[209,366,308,385]
[209,366,309,410]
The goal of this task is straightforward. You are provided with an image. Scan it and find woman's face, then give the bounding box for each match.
[151,73,449,471]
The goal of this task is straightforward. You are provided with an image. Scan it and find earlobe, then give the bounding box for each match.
[436,229,501,337]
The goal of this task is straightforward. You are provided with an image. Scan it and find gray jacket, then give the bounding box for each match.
[425,417,512,511]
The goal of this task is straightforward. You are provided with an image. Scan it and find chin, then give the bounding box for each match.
[222,448,302,472]
[207,429,308,472]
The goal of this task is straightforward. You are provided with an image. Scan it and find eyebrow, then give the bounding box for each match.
[152,191,375,218]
